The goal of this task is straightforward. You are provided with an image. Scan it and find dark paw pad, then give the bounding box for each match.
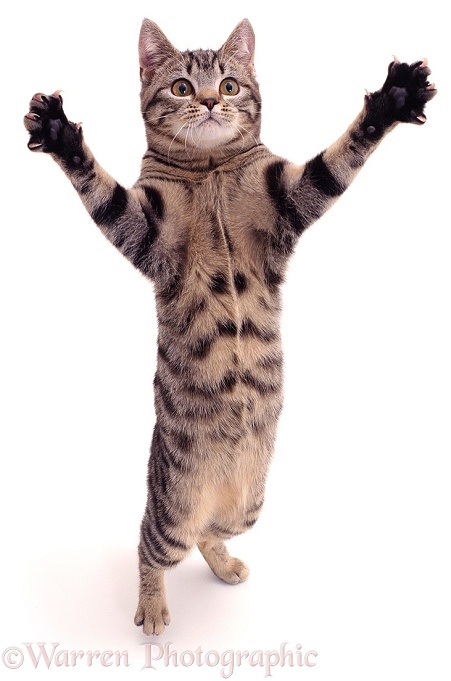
[382,58,437,124]
[24,92,83,160]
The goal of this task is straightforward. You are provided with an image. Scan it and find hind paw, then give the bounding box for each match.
[198,539,250,584]
[216,557,250,584]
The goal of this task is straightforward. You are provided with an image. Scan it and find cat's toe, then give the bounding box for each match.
[24,111,42,139]
[24,110,44,150]
[411,60,437,102]
[231,558,250,582]
[30,91,63,109]
[411,58,431,82]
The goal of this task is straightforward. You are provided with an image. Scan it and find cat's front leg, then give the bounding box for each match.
[318,57,437,197]
[266,58,437,245]
[24,92,160,279]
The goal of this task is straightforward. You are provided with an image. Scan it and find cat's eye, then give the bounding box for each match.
[219,79,240,96]
[171,79,194,97]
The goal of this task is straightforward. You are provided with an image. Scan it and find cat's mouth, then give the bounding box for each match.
[195,111,222,127]
[180,110,237,150]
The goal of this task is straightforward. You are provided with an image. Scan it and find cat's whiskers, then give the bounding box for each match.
[231,120,260,148]
[167,121,189,163]
[142,111,175,124]
[186,123,199,156]
[226,120,246,151]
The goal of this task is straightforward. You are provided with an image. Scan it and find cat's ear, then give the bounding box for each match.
[220,19,255,73]
[139,19,179,81]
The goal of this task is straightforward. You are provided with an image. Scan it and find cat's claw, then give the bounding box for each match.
[28,141,44,150]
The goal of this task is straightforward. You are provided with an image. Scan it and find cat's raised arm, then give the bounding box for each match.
[23,92,166,281]
[266,58,437,238]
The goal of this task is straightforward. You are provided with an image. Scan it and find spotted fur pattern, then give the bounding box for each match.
[24,19,436,635]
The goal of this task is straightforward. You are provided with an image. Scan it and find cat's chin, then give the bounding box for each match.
[183,124,238,152]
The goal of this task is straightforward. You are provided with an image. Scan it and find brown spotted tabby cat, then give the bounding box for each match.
[24,19,436,635]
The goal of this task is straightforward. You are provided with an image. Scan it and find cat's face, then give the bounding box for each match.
[151,65,256,152]
[139,20,261,165]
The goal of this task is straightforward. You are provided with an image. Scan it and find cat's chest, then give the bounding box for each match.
[162,171,270,268]
[153,169,279,348]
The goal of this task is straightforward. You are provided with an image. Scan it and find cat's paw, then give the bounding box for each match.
[134,594,171,636]
[384,58,437,124]
[215,556,250,585]
[368,58,437,126]
[24,92,83,161]
[199,540,250,584]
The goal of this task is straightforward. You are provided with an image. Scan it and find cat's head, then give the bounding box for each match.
[139,19,261,166]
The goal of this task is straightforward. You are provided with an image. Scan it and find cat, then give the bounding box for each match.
[24,18,436,636]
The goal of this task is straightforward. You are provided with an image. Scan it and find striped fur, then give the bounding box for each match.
[24,20,436,635]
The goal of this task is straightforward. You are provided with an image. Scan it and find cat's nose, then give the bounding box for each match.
[201,98,218,111]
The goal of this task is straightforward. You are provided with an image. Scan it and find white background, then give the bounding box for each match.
[1,0,450,678]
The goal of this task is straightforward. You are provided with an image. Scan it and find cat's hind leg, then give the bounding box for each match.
[197,484,264,584]
[198,534,250,584]
[135,425,236,634]
[134,562,170,636]
[134,426,204,635]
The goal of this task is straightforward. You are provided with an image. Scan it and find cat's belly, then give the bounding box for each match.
[154,252,283,470]
[153,336,283,472]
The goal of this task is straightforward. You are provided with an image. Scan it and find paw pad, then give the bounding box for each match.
[367,58,437,127]
[24,91,84,166]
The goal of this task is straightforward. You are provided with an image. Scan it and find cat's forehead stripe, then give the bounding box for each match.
[183,49,220,75]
